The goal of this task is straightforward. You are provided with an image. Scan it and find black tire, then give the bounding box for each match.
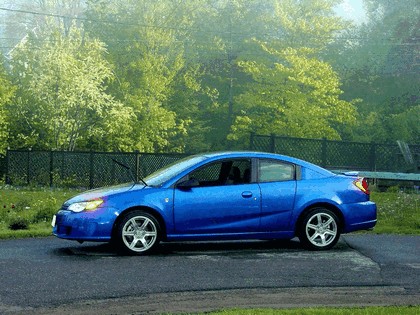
[298,207,340,250]
[114,210,161,255]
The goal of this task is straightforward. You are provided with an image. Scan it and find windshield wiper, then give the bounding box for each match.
[112,159,148,187]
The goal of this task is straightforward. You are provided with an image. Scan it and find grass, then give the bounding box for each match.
[0,186,79,239]
[370,191,420,235]
[205,306,420,314]
[0,186,419,238]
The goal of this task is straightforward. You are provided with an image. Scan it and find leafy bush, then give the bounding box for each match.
[8,217,30,230]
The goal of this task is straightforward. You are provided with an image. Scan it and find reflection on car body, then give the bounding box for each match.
[52,151,376,255]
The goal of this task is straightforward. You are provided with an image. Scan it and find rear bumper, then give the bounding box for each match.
[341,201,377,233]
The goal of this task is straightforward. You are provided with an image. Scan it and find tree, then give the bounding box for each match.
[228,0,357,144]
[85,0,202,152]
[331,0,419,143]
[230,47,357,141]
[0,60,15,154]
[85,0,287,152]
[8,19,134,151]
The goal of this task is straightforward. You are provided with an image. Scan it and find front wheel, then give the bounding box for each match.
[114,210,161,255]
[298,208,340,250]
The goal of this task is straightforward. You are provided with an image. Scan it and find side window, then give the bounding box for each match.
[258,160,294,182]
[185,159,252,187]
[190,162,221,183]
[226,159,251,185]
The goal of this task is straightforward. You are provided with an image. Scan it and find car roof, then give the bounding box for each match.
[197,151,333,176]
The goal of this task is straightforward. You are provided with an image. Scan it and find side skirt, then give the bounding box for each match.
[166,231,295,242]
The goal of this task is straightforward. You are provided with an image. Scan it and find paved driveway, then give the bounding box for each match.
[0,235,418,314]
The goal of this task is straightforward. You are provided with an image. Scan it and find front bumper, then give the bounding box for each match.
[52,207,117,241]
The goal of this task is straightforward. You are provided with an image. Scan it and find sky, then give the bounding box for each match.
[0,0,369,43]
[334,0,368,24]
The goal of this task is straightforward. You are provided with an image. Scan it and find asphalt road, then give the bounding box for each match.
[0,235,419,314]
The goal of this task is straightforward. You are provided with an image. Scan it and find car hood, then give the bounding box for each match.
[63,183,143,206]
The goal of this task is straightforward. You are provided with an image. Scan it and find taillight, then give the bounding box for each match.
[353,177,370,195]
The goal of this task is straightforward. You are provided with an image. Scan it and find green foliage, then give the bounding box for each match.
[8,217,30,230]
[331,0,420,143]
[0,61,15,154]
[0,187,78,236]
[229,0,357,144]
[8,19,134,151]
[1,0,418,151]
[85,0,203,152]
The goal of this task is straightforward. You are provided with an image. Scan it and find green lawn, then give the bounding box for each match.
[0,186,79,239]
[205,306,420,314]
[370,191,420,234]
[0,186,419,238]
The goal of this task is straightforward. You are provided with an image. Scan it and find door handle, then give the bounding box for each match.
[241,191,253,198]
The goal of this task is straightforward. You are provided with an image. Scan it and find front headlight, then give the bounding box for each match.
[68,199,104,213]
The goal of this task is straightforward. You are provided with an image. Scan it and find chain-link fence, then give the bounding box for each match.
[3,135,419,188]
[4,150,188,189]
[250,133,420,173]
[0,154,5,181]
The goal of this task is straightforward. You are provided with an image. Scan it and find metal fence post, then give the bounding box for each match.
[370,142,376,171]
[89,151,94,189]
[270,133,276,153]
[5,148,10,185]
[135,150,140,182]
[250,132,255,150]
[49,151,54,187]
[26,149,31,185]
[321,138,327,168]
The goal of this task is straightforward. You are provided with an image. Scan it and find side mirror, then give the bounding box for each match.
[177,178,200,190]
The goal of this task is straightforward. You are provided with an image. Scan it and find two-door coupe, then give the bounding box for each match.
[52,151,377,254]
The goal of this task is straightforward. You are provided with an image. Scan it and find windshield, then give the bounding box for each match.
[144,155,207,187]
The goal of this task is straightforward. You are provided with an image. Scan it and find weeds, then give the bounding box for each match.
[0,186,79,237]
[370,191,419,234]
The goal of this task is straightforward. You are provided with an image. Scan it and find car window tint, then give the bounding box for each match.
[144,155,207,186]
[226,159,251,185]
[259,160,294,182]
[188,159,251,187]
[191,162,221,182]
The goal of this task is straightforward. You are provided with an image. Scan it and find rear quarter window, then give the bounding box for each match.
[259,160,294,182]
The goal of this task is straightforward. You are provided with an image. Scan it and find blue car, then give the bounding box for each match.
[52,152,376,254]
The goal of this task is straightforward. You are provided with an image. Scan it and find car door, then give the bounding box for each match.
[173,159,261,234]
[257,159,297,231]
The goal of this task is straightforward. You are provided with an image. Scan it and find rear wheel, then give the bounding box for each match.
[298,208,340,250]
[115,210,161,255]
